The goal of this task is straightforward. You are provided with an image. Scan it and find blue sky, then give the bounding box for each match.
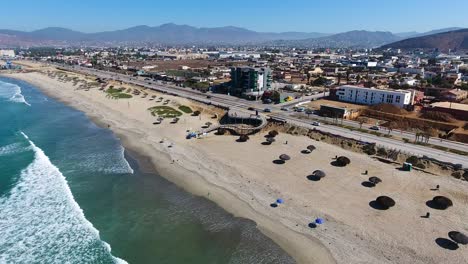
[2,0,467,33]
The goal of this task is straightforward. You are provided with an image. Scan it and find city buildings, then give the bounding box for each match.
[230,67,272,99]
[336,85,413,108]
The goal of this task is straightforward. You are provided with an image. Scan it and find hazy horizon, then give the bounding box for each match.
[2,0,468,33]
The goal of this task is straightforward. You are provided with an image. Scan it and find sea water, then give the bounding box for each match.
[0,77,295,264]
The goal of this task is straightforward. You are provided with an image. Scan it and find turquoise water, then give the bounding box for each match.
[0,77,295,264]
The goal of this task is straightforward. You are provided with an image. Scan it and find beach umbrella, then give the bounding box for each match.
[313,170,326,178]
[315,218,324,224]
[376,196,396,209]
[369,177,382,185]
[448,231,468,245]
[279,154,291,161]
[266,137,276,143]
[268,130,279,137]
[336,156,351,166]
[276,198,284,204]
[307,145,316,152]
[432,196,453,210]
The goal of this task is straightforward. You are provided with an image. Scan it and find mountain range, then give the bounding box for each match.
[0,23,465,48]
[381,28,468,51]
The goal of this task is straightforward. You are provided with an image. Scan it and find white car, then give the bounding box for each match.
[312,121,320,126]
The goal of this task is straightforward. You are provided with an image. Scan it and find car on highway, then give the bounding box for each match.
[248,107,255,111]
[296,107,305,112]
[264,108,272,113]
[370,126,380,131]
[312,121,320,126]
[263,99,272,104]
[280,107,289,111]
[305,109,314,114]
[206,95,212,99]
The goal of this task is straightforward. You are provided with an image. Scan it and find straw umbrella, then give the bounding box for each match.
[336,156,351,166]
[376,196,395,209]
[448,231,468,245]
[268,130,279,138]
[432,196,453,210]
[266,137,276,144]
[279,154,291,161]
[369,177,382,185]
[307,145,316,152]
[313,170,326,179]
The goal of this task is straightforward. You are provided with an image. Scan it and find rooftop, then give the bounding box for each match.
[430,102,468,111]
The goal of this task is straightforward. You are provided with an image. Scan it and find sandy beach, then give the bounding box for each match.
[3,66,467,264]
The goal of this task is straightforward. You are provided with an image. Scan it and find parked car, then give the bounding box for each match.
[206,95,212,99]
[370,126,380,131]
[248,107,255,111]
[280,107,289,111]
[312,121,320,126]
[264,108,272,113]
[263,99,272,104]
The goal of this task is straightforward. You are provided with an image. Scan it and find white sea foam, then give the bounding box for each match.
[67,145,134,174]
[0,80,31,106]
[0,143,29,157]
[0,132,126,263]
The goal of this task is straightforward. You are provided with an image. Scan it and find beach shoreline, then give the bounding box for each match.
[1,71,336,263]
[3,67,467,264]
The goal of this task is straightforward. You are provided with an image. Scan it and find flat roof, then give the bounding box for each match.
[430,102,468,111]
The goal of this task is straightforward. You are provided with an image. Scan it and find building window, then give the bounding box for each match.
[395,96,401,103]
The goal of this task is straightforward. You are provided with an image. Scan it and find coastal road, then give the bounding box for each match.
[54,64,468,167]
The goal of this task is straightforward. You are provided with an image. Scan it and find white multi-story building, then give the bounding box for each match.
[336,85,413,108]
[0,49,15,58]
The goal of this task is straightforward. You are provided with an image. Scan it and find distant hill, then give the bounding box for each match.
[395,27,463,38]
[271,30,402,48]
[0,23,328,46]
[382,28,468,51]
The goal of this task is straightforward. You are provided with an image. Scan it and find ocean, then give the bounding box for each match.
[0,77,295,264]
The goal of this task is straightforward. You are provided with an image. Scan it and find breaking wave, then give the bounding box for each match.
[0,132,126,263]
[0,80,31,106]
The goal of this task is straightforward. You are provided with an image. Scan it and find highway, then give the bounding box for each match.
[56,64,468,167]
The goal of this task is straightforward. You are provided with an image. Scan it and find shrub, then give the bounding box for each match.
[451,171,462,179]
[192,110,201,116]
[406,156,419,165]
[377,147,388,156]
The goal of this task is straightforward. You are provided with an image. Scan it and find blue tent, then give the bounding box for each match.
[276,198,284,204]
[315,218,324,224]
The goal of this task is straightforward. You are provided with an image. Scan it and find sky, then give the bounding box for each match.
[1,0,467,33]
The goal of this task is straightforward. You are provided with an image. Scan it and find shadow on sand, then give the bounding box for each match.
[435,238,459,250]
[361,181,376,188]
[369,200,388,210]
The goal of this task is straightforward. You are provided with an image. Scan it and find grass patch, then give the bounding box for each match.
[178,105,193,114]
[106,88,132,99]
[148,106,183,118]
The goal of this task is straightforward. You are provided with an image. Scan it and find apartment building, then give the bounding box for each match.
[230,67,272,98]
[336,85,412,108]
